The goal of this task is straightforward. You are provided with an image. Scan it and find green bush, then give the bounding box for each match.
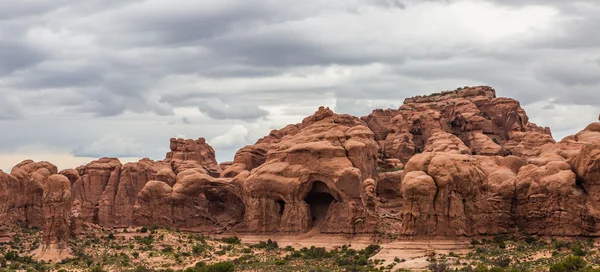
[220,236,241,245]
[494,256,511,268]
[89,266,106,272]
[550,256,587,272]
[4,251,18,261]
[428,261,450,272]
[184,261,234,272]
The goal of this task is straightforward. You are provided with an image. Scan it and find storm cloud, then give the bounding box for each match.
[0,0,599,170]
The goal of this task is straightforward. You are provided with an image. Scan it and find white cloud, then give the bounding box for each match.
[209,125,249,150]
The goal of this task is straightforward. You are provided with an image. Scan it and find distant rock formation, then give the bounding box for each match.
[2,86,600,262]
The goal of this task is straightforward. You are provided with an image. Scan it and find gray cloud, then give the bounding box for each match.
[0,94,24,120]
[0,41,45,75]
[198,98,269,121]
[0,0,599,168]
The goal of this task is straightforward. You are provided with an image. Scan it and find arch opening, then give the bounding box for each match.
[304,181,335,225]
[204,188,246,228]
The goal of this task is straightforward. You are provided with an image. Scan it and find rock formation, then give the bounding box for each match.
[32,174,72,261]
[10,160,58,227]
[240,107,379,233]
[2,85,600,262]
[165,138,221,176]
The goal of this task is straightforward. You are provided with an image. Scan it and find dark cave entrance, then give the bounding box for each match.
[304,181,335,225]
[277,199,286,216]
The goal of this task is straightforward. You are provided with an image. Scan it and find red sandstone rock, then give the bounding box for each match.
[3,86,600,241]
[33,174,72,261]
[71,158,122,224]
[0,170,19,236]
[362,86,553,162]
[165,138,221,177]
[10,160,58,227]
[240,107,380,234]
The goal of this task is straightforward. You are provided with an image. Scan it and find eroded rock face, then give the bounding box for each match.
[71,158,122,224]
[33,174,72,261]
[99,159,174,228]
[240,107,380,234]
[397,132,524,236]
[3,86,600,245]
[362,86,554,163]
[0,170,19,237]
[10,160,58,227]
[133,170,245,232]
[70,158,176,228]
[165,138,221,177]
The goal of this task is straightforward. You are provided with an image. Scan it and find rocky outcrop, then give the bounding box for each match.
[133,169,245,232]
[10,160,58,227]
[362,86,554,163]
[70,158,177,228]
[240,107,380,233]
[0,170,19,238]
[71,158,122,224]
[33,174,72,261]
[165,138,221,177]
[3,86,600,253]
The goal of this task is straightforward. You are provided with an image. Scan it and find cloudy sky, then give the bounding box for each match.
[1,0,599,171]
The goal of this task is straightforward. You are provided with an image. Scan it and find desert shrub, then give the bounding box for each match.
[461,265,474,272]
[4,251,18,261]
[89,266,106,272]
[192,243,206,255]
[300,246,330,259]
[251,239,278,251]
[524,235,538,244]
[571,243,587,257]
[362,244,381,256]
[184,261,234,272]
[428,261,450,272]
[274,259,287,265]
[552,239,571,251]
[494,256,511,268]
[489,267,504,272]
[220,236,241,245]
[140,227,148,233]
[550,256,587,272]
[134,266,153,272]
[474,264,489,272]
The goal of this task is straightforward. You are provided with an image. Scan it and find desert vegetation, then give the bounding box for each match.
[3,225,600,271]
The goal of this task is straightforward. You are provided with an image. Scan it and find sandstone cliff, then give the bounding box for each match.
[2,86,600,258]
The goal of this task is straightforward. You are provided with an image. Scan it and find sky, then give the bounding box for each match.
[1,0,599,171]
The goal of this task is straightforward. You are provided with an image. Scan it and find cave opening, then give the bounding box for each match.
[277,199,285,216]
[304,181,335,225]
[204,188,246,226]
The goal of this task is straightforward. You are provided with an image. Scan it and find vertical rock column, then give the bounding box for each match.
[33,174,72,262]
